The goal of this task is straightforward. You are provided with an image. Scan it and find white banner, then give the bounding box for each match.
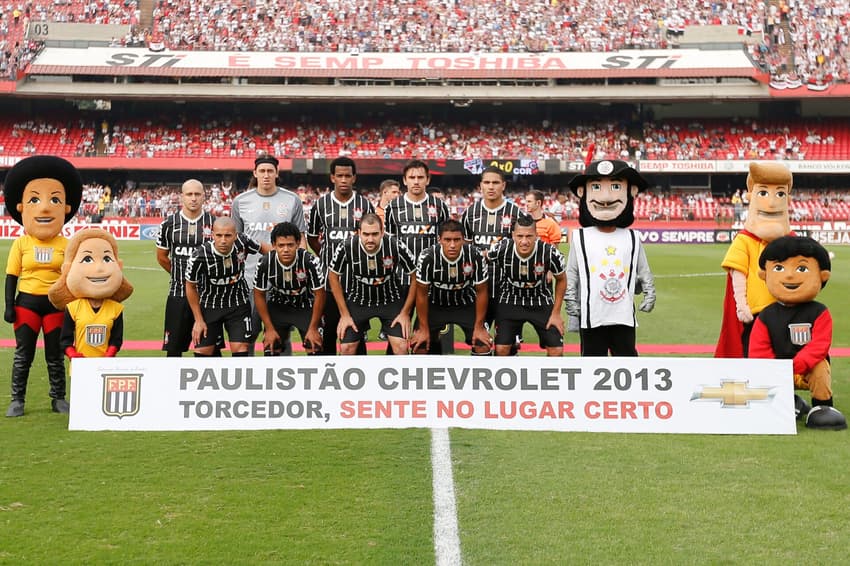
[0,219,141,240]
[31,48,756,77]
[68,356,795,434]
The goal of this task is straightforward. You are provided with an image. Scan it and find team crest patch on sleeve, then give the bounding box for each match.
[102,374,141,418]
[85,324,108,347]
[788,323,812,345]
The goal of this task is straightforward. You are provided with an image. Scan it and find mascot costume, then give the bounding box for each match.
[565,159,656,356]
[749,236,846,430]
[48,229,133,359]
[716,161,792,358]
[4,156,82,417]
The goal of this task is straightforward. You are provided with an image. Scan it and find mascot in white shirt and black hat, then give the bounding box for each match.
[565,159,656,356]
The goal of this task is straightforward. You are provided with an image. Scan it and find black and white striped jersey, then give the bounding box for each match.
[253,249,325,310]
[307,192,375,279]
[384,194,450,264]
[155,211,216,297]
[329,234,416,307]
[488,240,565,307]
[185,233,261,309]
[416,243,487,307]
[461,200,528,253]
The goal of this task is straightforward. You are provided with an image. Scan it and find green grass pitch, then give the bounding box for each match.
[1,239,849,564]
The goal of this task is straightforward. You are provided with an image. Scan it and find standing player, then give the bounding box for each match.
[461,166,529,353]
[461,166,528,255]
[328,213,417,355]
[410,220,491,355]
[385,160,450,270]
[525,190,562,245]
[489,216,566,357]
[231,154,307,355]
[253,222,325,356]
[307,156,374,355]
[185,217,268,357]
[384,160,450,352]
[375,179,400,225]
[155,179,216,357]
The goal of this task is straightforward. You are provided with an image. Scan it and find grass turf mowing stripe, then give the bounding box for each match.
[431,428,462,566]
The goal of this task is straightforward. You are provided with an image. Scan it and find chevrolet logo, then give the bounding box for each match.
[691,381,776,408]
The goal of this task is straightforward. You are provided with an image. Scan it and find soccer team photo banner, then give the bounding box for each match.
[68,356,795,434]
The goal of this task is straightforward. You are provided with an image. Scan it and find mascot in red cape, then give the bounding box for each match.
[715,162,792,358]
[4,156,82,417]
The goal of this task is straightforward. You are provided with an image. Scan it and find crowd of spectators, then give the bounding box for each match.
[2,113,847,161]
[1,0,850,87]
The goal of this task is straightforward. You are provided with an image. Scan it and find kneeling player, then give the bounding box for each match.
[410,220,491,355]
[254,222,325,355]
[489,216,566,357]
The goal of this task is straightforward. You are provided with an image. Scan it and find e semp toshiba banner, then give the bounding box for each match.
[69,356,795,434]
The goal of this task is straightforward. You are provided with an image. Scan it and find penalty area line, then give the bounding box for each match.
[431,427,462,566]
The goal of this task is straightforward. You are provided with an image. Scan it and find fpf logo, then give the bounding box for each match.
[102,374,142,418]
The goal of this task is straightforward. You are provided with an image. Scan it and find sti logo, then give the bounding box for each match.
[102,374,142,418]
[690,381,775,408]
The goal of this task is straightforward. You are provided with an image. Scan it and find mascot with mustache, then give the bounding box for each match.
[565,159,656,356]
[716,162,793,359]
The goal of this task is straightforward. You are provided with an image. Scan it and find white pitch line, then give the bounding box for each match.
[431,427,462,566]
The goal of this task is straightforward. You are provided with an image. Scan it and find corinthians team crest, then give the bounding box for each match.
[102,374,142,418]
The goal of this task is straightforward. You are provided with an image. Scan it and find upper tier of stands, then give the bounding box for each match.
[1,114,845,161]
[1,0,848,87]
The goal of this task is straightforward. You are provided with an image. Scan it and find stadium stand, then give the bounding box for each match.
[2,114,847,161]
[0,0,847,86]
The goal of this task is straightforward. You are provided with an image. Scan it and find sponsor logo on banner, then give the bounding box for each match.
[690,380,775,407]
[85,324,108,347]
[102,374,141,418]
[140,225,161,241]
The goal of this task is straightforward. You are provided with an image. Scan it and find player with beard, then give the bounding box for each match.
[565,160,656,357]
[327,213,416,355]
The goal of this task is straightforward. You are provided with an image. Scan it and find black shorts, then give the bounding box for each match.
[493,303,562,348]
[162,295,194,353]
[419,303,482,347]
[341,299,406,344]
[197,303,253,348]
[267,303,316,344]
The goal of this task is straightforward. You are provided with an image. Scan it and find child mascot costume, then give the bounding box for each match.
[716,161,793,358]
[565,159,656,356]
[749,236,846,430]
[4,155,82,417]
[48,229,133,359]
